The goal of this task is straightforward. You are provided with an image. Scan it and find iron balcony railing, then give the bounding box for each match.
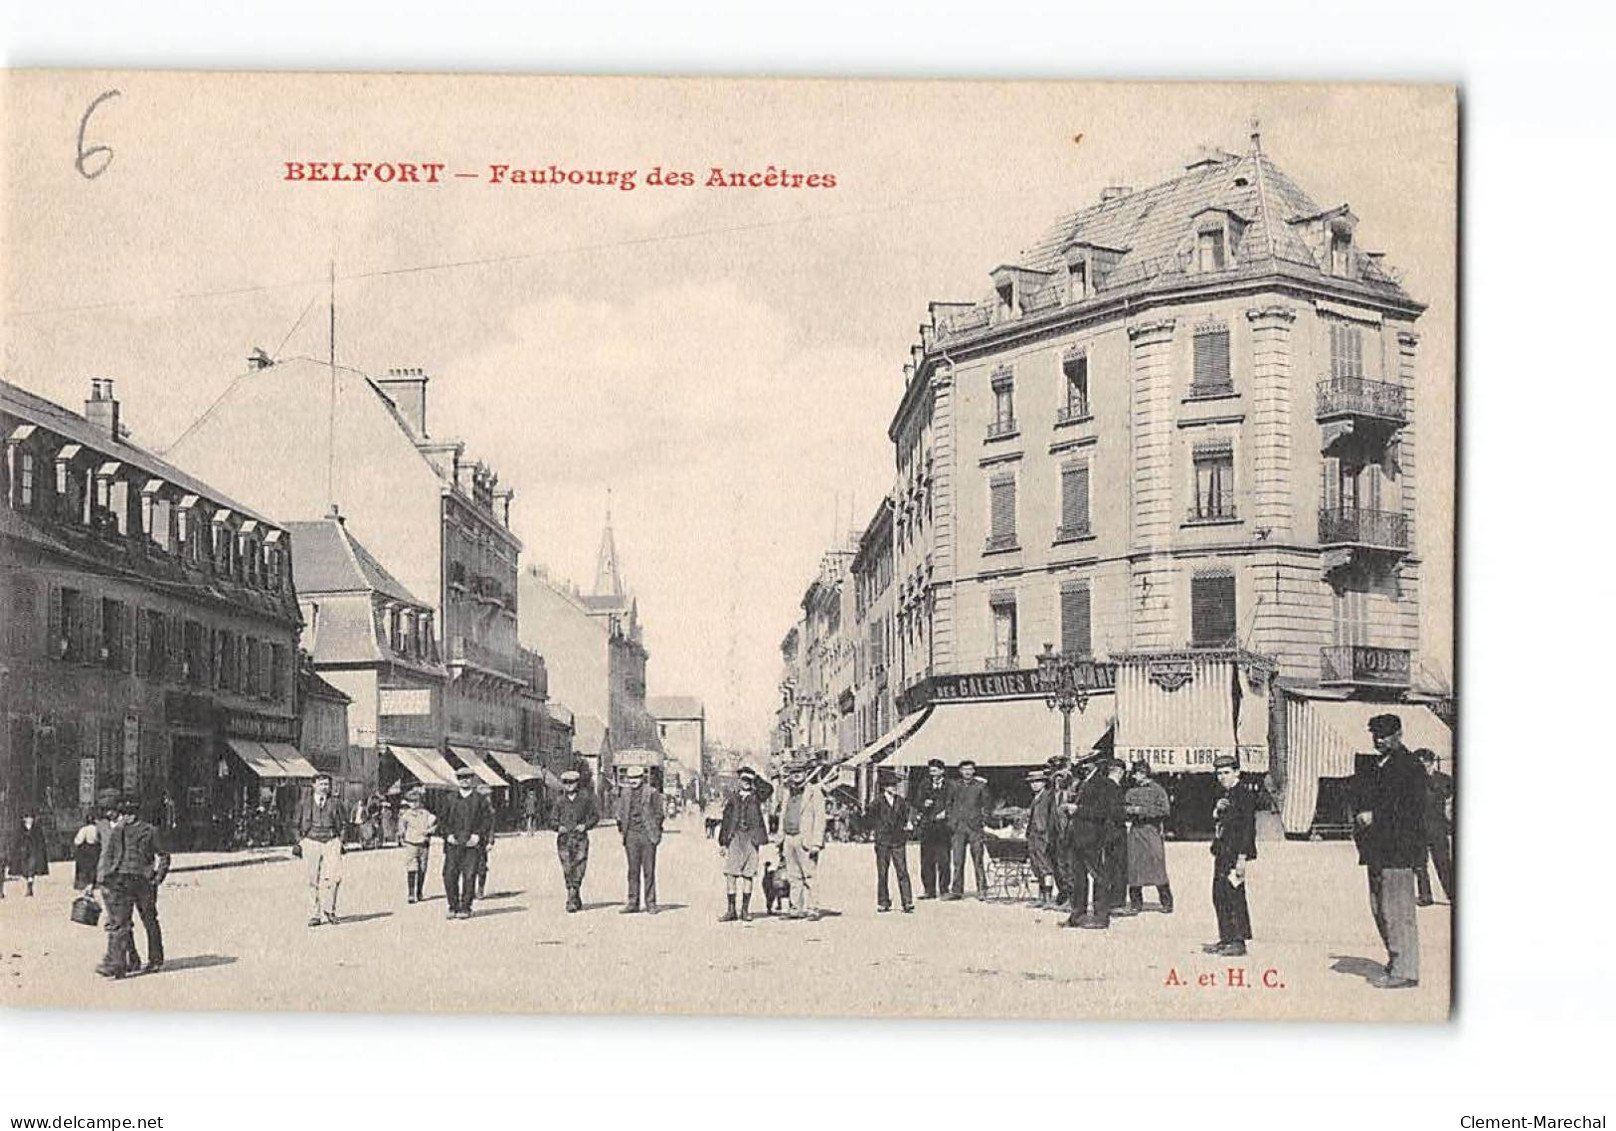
[1055,520,1092,542]
[1055,398,1090,424]
[986,417,1018,440]
[1318,506,1409,550]
[1187,501,1238,523]
[1187,381,1235,400]
[1316,375,1407,424]
[1320,644,1412,687]
[984,654,1021,671]
[984,532,1020,553]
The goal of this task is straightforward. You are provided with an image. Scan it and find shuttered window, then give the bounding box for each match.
[1328,320,1364,379]
[7,578,37,657]
[1060,583,1092,657]
[988,475,1017,549]
[1059,462,1090,537]
[1191,572,1237,648]
[1192,328,1232,393]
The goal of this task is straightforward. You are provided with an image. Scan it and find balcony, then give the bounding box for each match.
[984,532,1020,554]
[1316,376,1407,425]
[1054,521,1092,543]
[1318,507,1409,552]
[1055,399,1091,425]
[1185,501,1238,525]
[1186,381,1235,401]
[1320,644,1412,689]
[986,417,1018,441]
[984,654,1021,672]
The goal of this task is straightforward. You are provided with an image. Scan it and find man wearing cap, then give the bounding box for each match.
[398,786,438,904]
[775,759,827,919]
[615,764,665,914]
[293,773,351,927]
[549,768,599,913]
[944,759,992,900]
[1124,761,1174,914]
[94,796,169,979]
[717,766,773,921]
[1065,759,1129,929]
[1050,759,1079,910]
[867,768,915,913]
[440,766,495,920]
[1026,769,1058,908]
[1207,754,1256,956]
[1414,749,1454,906]
[913,759,953,900]
[1351,714,1427,989]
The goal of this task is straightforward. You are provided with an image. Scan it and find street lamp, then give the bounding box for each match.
[1036,642,1090,762]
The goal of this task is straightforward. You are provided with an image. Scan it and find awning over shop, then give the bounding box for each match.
[884,696,1115,769]
[449,746,507,789]
[386,744,459,789]
[1114,653,1270,774]
[225,738,294,780]
[849,708,932,767]
[486,749,541,783]
[1281,698,1453,834]
[261,743,319,779]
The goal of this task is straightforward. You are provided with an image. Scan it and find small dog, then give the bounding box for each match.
[761,847,791,915]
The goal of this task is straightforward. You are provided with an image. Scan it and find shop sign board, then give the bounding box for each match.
[1119,744,1269,774]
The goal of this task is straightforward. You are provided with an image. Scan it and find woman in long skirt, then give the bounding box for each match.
[16,813,50,897]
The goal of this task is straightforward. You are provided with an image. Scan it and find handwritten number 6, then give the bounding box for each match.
[76,89,121,180]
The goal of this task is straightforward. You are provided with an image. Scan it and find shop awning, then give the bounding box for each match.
[449,746,507,789]
[226,738,294,779]
[261,742,319,779]
[884,697,1115,769]
[1281,698,1453,834]
[849,708,932,767]
[486,749,541,783]
[1115,654,1271,774]
[386,744,459,789]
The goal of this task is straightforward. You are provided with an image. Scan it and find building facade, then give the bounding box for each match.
[647,695,704,799]
[850,498,896,750]
[2,379,305,852]
[844,131,1448,832]
[165,360,537,765]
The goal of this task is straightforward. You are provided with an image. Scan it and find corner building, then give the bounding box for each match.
[877,135,1450,833]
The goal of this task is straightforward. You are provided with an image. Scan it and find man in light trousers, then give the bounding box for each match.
[294,774,350,927]
[777,760,827,920]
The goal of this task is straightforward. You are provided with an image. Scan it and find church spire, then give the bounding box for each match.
[593,490,625,599]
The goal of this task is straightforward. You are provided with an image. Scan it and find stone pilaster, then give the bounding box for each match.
[1127,318,1177,650]
[928,368,956,675]
[1246,303,1298,539]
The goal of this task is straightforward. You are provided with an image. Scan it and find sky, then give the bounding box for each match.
[1,75,1455,750]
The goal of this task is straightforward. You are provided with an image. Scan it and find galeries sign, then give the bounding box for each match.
[903,664,1117,712]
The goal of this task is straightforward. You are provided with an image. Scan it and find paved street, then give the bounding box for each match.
[1,817,1448,1021]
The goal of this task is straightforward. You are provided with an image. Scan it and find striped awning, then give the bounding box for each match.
[884,697,1114,769]
[226,738,294,780]
[1281,697,1453,834]
[1115,655,1270,774]
[449,746,506,789]
[261,742,319,779]
[486,749,541,783]
[386,744,459,789]
[848,708,932,767]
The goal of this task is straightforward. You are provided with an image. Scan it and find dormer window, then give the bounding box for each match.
[1068,258,1089,302]
[995,279,1016,321]
[1330,224,1353,277]
[1197,227,1226,272]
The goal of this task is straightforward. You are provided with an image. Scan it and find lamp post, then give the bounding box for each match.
[1036,642,1090,763]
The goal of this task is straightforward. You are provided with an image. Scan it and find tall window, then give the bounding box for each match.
[184,620,207,685]
[140,609,166,680]
[989,372,1016,437]
[1197,227,1226,272]
[58,587,85,662]
[1327,319,1365,379]
[987,474,1018,551]
[1058,461,1091,540]
[1192,442,1235,520]
[1192,327,1232,396]
[101,598,125,669]
[1060,582,1092,657]
[1061,353,1089,420]
[17,449,35,509]
[991,594,1018,663]
[1191,572,1238,648]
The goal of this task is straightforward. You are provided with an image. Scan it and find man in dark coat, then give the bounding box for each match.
[1026,770,1058,908]
[95,796,170,979]
[1206,755,1257,956]
[1065,758,1129,929]
[944,759,992,900]
[440,766,495,919]
[1352,714,1427,988]
[1050,760,1080,910]
[1414,749,1454,906]
[547,768,599,913]
[912,759,953,899]
[615,765,665,914]
[867,768,915,913]
[717,766,772,921]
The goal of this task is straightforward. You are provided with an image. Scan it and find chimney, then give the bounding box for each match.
[84,378,121,441]
[1100,185,1132,202]
[377,367,430,438]
[327,503,345,526]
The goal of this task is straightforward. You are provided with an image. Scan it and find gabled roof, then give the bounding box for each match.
[647,695,704,721]
[283,516,425,607]
[0,379,278,525]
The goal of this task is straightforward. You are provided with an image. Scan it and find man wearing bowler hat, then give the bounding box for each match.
[1352,714,1427,988]
[440,765,494,919]
[616,764,664,913]
[913,758,953,899]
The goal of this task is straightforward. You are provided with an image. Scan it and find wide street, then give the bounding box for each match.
[1,816,1449,1021]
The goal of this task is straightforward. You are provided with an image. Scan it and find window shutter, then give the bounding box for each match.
[166,616,182,680]
[1191,574,1237,647]
[86,594,104,667]
[211,629,224,690]
[990,477,1016,540]
[122,602,135,673]
[1061,584,1092,656]
[1194,330,1231,389]
[47,584,62,658]
[135,609,150,678]
[1061,464,1090,533]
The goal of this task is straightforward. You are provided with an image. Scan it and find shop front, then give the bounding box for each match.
[382,743,459,795]
[221,737,317,846]
[1113,650,1274,838]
